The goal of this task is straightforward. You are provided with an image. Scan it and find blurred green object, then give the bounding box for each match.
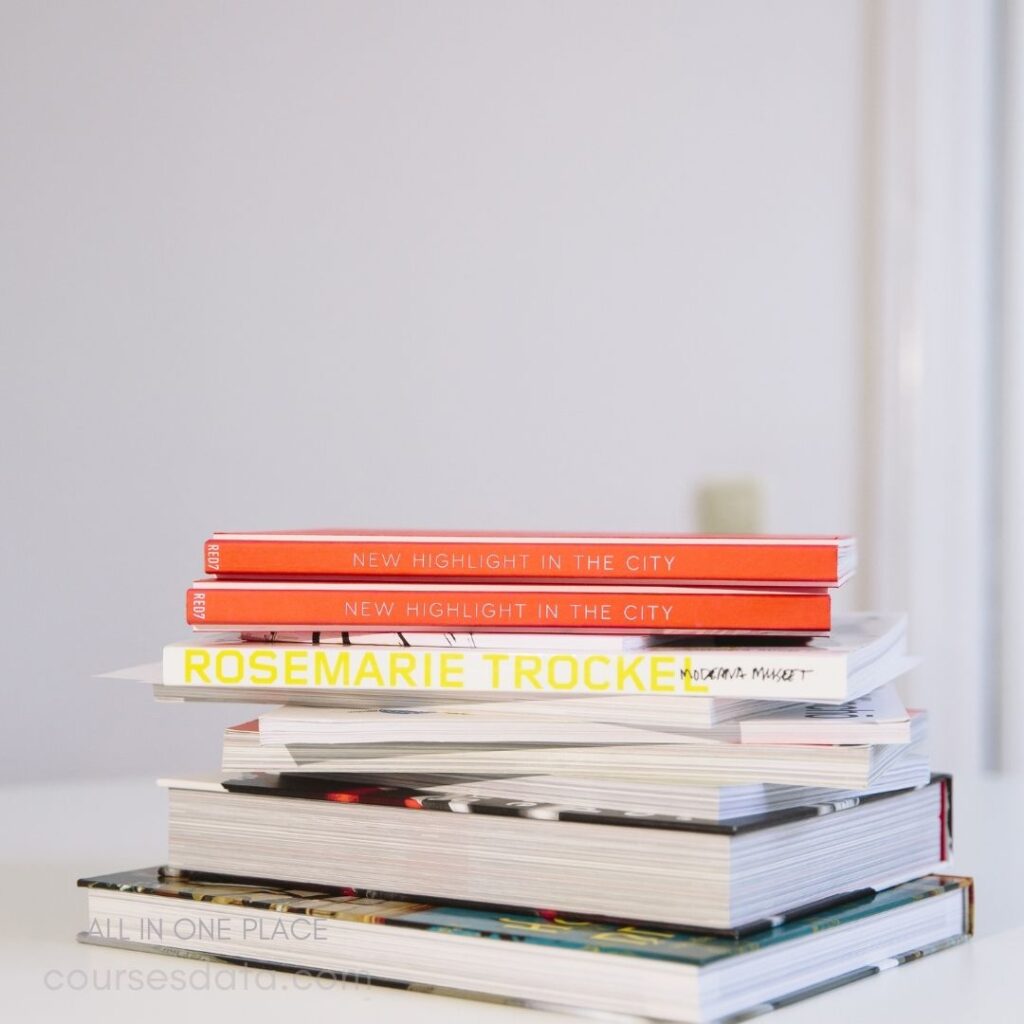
[696,478,763,533]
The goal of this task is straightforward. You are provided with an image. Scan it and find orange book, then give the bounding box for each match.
[203,530,855,587]
[185,580,831,635]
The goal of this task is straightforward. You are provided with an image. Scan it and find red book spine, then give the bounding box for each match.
[203,533,846,586]
[185,582,830,635]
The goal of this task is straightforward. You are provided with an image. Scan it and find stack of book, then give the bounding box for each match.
[87,529,973,1021]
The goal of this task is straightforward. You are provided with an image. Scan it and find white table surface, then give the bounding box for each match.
[3,773,1023,1022]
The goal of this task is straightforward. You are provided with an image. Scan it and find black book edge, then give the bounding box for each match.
[216,772,948,837]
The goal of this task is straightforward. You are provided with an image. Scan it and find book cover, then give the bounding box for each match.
[78,867,969,964]
[161,612,906,702]
[185,580,832,635]
[203,529,856,586]
[77,869,972,1023]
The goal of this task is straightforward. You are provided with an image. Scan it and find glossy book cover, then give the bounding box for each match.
[79,869,970,966]
[217,772,952,841]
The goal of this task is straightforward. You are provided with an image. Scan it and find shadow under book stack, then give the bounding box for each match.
[87,529,973,1022]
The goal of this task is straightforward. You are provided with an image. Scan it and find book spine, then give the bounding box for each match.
[163,643,850,699]
[185,585,831,634]
[204,537,839,585]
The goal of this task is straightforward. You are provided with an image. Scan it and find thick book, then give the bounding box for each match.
[185,580,832,635]
[202,529,857,587]
[222,711,927,788]
[79,868,971,1024]
[151,612,909,703]
[163,774,951,931]
[414,753,932,822]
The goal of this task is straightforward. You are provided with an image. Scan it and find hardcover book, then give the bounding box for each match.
[410,754,932,822]
[163,775,950,932]
[77,868,966,1024]
[79,869,970,1024]
[202,529,857,587]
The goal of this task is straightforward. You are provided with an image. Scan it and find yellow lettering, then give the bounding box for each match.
[547,655,578,690]
[498,918,570,935]
[439,652,464,688]
[583,655,610,691]
[682,655,709,693]
[649,655,676,693]
[283,651,307,686]
[514,655,544,690]
[353,654,385,687]
[483,653,508,689]
[616,656,646,691]
[215,650,244,684]
[249,650,276,685]
[390,652,417,688]
[183,649,211,684]
[313,650,345,687]
[592,926,673,945]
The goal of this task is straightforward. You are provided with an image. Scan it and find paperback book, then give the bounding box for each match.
[247,682,915,748]
[139,612,908,703]
[203,529,857,586]
[185,580,832,635]
[222,711,927,788]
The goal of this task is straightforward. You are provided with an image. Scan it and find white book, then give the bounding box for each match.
[222,710,928,789]
[170,685,802,727]
[102,612,911,704]
[99,663,804,728]
[738,683,915,745]
[256,704,722,746]
[252,682,917,746]
[161,774,949,933]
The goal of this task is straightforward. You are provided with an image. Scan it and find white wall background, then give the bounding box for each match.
[1,0,864,782]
